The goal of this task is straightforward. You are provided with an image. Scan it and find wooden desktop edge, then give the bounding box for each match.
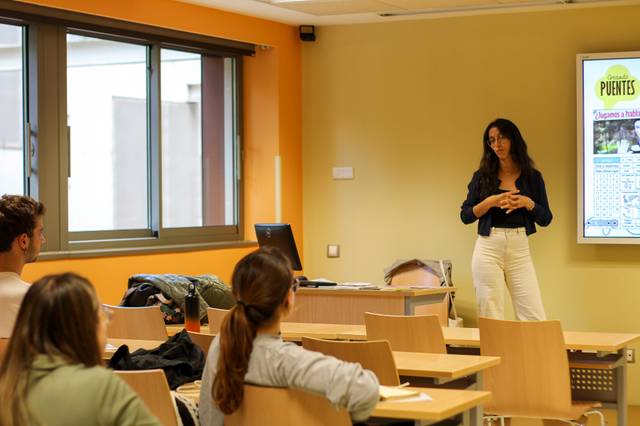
[166,324,640,352]
[296,287,456,297]
[373,388,491,421]
[392,352,500,379]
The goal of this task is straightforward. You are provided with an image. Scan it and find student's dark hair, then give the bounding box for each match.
[0,195,46,252]
[212,246,294,415]
[477,118,535,198]
[0,273,102,426]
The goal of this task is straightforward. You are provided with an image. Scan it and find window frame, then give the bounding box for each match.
[0,1,252,257]
[0,17,28,197]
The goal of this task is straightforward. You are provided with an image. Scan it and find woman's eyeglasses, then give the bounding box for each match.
[487,133,508,147]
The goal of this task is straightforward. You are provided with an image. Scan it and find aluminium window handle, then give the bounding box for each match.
[67,125,71,178]
[24,122,31,178]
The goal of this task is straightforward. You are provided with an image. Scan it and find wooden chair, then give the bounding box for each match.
[302,337,400,386]
[364,312,446,353]
[115,369,178,426]
[105,305,168,341]
[0,338,9,361]
[187,330,214,354]
[225,384,351,426]
[207,307,229,334]
[479,318,604,426]
[389,263,449,326]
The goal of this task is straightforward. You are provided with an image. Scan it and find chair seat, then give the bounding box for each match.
[486,400,602,421]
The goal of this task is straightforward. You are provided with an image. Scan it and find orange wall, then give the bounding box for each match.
[18,0,302,304]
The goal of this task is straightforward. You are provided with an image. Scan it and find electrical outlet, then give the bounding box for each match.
[625,348,635,363]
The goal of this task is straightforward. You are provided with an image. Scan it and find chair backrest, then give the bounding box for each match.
[207,307,229,334]
[115,369,178,426]
[364,312,446,354]
[478,317,573,419]
[0,338,9,361]
[187,330,215,354]
[301,337,399,386]
[389,265,449,325]
[105,305,168,341]
[225,385,351,426]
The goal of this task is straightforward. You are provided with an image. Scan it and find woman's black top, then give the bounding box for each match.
[490,189,526,228]
[460,169,552,236]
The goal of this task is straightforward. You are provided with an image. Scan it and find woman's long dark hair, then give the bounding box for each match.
[0,273,103,426]
[212,246,294,415]
[477,118,535,198]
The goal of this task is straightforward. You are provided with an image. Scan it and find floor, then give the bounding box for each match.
[508,406,640,425]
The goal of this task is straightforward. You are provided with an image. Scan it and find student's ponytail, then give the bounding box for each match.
[212,247,293,415]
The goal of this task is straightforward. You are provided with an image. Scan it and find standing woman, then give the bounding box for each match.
[460,118,552,320]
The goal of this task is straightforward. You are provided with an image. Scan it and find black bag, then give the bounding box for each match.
[120,283,160,307]
[108,330,205,389]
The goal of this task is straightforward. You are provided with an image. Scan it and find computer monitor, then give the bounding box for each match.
[254,223,302,271]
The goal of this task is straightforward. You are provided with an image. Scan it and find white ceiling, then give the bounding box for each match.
[177,0,638,25]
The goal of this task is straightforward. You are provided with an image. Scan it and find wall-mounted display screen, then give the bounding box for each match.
[578,52,640,243]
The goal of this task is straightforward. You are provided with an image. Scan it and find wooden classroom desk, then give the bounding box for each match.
[287,286,455,324]
[107,334,493,425]
[437,327,640,353]
[394,352,499,383]
[166,322,363,340]
[109,333,494,426]
[175,381,490,426]
[330,325,640,426]
[317,324,640,353]
[113,333,500,385]
[391,351,498,425]
[373,387,491,426]
[278,322,364,340]
[165,323,638,426]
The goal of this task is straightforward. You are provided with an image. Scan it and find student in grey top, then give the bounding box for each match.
[198,247,379,426]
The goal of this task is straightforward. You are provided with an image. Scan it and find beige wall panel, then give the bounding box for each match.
[302,4,640,403]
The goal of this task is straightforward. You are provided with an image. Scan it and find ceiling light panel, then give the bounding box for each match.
[256,0,403,15]
[382,0,502,8]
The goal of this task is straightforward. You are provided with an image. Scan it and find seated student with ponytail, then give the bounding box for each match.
[199,247,380,425]
[0,273,159,426]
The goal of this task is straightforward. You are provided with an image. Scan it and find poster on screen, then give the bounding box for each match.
[579,53,640,243]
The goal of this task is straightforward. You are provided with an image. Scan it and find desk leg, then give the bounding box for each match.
[403,293,447,315]
[467,372,484,426]
[462,410,472,426]
[617,349,627,426]
[404,296,414,315]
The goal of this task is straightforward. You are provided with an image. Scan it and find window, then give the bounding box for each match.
[0,22,25,196]
[0,2,254,255]
[160,49,237,228]
[67,34,149,232]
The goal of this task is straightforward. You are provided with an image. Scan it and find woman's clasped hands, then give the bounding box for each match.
[491,190,535,214]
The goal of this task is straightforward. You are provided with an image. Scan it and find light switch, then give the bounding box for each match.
[332,167,354,180]
[327,244,340,258]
